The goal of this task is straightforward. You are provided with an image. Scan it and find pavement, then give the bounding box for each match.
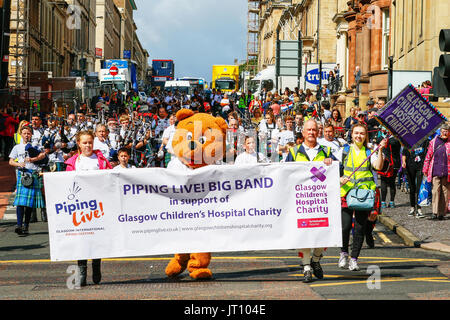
[0,159,449,254]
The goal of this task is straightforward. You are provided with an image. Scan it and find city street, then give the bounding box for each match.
[0,0,449,309]
[0,216,449,300]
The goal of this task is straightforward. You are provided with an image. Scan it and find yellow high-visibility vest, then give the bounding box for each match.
[340,145,376,197]
[289,144,331,162]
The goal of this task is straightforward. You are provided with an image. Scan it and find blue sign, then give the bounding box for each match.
[123,50,131,59]
[305,68,330,85]
[104,60,129,69]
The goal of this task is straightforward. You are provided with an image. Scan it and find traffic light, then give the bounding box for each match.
[433,29,450,97]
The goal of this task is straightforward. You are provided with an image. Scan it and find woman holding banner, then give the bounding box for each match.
[422,122,450,221]
[339,124,386,271]
[65,130,112,286]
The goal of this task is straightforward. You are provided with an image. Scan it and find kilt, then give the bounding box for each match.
[14,170,45,208]
[164,152,172,167]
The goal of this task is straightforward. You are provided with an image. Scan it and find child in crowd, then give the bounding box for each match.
[65,130,112,286]
[113,148,136,170]
[234,136,268,165]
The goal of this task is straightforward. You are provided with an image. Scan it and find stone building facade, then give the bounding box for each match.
[391,0,450,72]
[258,0,338,72]
[95,0,122,72]
[338,0,392,110]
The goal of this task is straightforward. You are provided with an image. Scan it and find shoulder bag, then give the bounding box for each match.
[346,147,375,211]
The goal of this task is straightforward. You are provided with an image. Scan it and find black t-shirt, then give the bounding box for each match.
[377,136,402,169]
[402,140,429,171]
[367,118,379,141]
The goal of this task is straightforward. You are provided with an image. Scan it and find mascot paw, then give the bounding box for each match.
[189,268,213,280]
[165,259,187,278]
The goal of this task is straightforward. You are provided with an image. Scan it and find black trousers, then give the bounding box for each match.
[78,259,101,267]
[380,172,397,202]
[341,207,370,259]
[406,166,423,208]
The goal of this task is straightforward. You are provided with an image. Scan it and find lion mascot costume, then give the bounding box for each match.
[165,109,228,280]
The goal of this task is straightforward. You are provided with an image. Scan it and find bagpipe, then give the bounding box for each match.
[25,143,48,167]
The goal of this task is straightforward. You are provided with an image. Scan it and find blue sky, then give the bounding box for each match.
[134,0,248,83]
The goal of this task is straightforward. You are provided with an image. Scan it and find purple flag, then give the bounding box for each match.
[376,84,447,149]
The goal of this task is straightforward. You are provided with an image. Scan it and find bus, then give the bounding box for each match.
[177,77,207,92]
[151,59,175,89]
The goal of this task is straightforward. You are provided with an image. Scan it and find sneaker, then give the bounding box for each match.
[408,208,415,217]
[381,202,387,209]
[310,260,324,279]
[430,214,438,220]
[338,252,349,269]
[416,208,426,218]
[389,202,395,208]
[14,226,23,235]
[22,225,29,235]
[302,266,313,283]
[348,258,360,271]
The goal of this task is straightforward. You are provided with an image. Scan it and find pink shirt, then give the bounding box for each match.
[271,104,281,115]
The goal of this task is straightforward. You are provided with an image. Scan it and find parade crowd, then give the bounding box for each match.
[0,82,448,285]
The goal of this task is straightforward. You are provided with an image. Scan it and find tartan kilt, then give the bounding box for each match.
[164,152,172,167]
[14,170,45,208]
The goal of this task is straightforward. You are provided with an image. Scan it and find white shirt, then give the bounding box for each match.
[155,118,170,137]
[108,132,119,149]
[48,150,65,163]
[302,143,322,161]
[31,127,44,148]
[278,130,295,147]
[234,152,267,165]
[318,138,342,161]
[9,143,40,170]
[258,120,276,134]
[167,157,193,171]
[220,98,231,112]
[113,164,136,170]
[162,124,176,153]
[94,137,111,159]
[323,109,332,121]
[76,154,99,171]
[164,95,174,104]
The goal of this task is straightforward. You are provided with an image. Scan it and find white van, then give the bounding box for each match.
[248,65,299,95]
[164,80,193,97]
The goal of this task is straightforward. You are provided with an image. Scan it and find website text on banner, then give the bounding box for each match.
[43,162,342,262]
[376,84,447,150]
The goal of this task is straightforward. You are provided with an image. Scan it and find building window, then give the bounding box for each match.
[400,0,404,53]
[382,8,390,69]
[419,0,424,39]
[409,0,414,47]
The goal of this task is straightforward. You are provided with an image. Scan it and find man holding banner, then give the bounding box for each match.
[285,119,339,283]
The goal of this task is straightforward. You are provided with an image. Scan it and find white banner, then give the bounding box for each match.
[43,162,342,262]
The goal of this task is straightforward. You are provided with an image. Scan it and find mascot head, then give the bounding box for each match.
[172,109,228,169]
